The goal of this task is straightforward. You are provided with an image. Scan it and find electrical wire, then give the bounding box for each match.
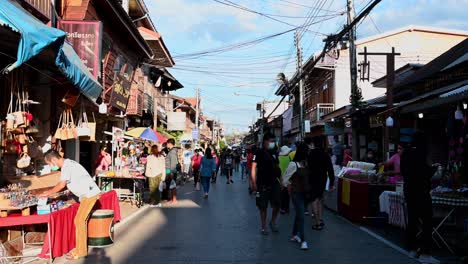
[212,0,330,33]
[173,15,340,60]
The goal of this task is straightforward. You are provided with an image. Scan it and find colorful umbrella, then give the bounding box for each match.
[125,127,159,142]
[154,130,168,143]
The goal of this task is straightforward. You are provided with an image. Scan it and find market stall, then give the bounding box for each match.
[0,190,120,260]
[94,127,161,206]
[336,161,398,222]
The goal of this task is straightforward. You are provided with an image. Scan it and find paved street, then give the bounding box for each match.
[67,170,417,264]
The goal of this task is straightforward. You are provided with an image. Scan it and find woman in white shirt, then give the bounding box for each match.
[145,145,166,207]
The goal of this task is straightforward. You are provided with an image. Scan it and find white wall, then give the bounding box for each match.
[334,30,467,109]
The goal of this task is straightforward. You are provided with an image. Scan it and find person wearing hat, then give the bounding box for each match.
[278,145,292,214]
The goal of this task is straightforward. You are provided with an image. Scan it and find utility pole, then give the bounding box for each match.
[195,87,200,145]
[295,30,305,140]
[347,0,360,160]
[347,0,362,108]
[359,47,400,159]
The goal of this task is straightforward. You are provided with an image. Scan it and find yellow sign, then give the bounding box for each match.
[342,179,350,206]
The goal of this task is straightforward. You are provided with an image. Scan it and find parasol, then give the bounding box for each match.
[125,127,159,142]
[153,130,168,143]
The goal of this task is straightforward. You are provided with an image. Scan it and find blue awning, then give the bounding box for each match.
[0,0,103,101]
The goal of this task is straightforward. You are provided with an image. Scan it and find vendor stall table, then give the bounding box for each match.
[0,190,121,261]
[337,177,396,222]
[379,191,468,254]
[431,196,468,254]
[97,175,146,207]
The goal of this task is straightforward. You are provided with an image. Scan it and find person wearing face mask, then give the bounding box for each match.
[40,150,101,260]
[362,149,378,165]
[251,133,282,235]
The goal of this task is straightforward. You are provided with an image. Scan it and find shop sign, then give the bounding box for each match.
[324,121,344,135]
[369,114,384,128]
[109,74,131,112]
[344,118,352,133]
[192,129,199,140]
[167,112,186,131]
[58,21,102,78]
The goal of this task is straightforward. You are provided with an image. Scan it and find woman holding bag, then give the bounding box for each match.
[282,143,311,250]
[145,145,166,207]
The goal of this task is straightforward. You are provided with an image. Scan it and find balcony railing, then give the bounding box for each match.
[21,0,52,22]
[306,103,335,123]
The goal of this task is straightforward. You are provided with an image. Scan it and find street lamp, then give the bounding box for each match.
[234,92,266,146]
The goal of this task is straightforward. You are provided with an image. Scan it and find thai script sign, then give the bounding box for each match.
[58,21,102,78]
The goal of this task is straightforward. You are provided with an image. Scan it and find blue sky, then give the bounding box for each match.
[146,0,468,133]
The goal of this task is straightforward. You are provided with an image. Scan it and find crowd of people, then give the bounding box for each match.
[250,133,335,250]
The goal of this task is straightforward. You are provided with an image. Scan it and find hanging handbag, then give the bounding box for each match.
[86,112,97,142]
[25,119,40,134]
[77,103,91,138]
[66,109,77,140]
[17,152,31,169]
[54,112,64,140]
[6,91,15,131]
[15,129,28,145]
[12,94,26,128]
[27,136,42,159]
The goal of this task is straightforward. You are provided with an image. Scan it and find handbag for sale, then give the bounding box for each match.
[25,119,40,134]
[17,152,31,169]
[15,130,28,145]
[65,109,77,140]
[84,112,97,142]
[5,92,15,131]
[27,137,42,159]
[13,94,27,128]
[54,112,64,140]
[77,104,91,138]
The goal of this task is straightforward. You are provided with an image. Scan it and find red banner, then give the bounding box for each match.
[58,21,102,78]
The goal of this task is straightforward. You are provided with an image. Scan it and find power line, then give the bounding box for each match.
[212,0,330,34]
[173,15,340,60]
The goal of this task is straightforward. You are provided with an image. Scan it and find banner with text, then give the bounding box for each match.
[167,112,186,131]
[109,74,131,112]
[58,21,102,78]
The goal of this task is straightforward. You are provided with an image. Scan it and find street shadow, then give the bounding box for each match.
[84,248,111,264]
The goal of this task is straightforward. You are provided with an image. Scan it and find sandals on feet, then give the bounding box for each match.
[312,224,323,231]
[66,251,80,260]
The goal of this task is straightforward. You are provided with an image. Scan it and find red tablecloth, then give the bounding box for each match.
[0,190,120,259]
[337,178,369,222]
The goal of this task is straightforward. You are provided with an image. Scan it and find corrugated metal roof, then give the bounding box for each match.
[440,84,468,98]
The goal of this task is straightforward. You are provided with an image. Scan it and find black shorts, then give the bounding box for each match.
[256,183,281,209]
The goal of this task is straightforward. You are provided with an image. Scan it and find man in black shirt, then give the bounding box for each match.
[251,133,281,235]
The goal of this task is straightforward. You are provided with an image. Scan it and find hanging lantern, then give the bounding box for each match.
[385,116,394,127]
[99,102,107,114]
[155,76,162,88]
[455,106,464,120]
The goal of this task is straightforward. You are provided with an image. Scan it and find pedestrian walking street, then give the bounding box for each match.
[69,170,416,264]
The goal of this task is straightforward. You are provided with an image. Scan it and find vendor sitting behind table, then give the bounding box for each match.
[40,150,101,260]
[361,149,378,165]
[379,144,403,175]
